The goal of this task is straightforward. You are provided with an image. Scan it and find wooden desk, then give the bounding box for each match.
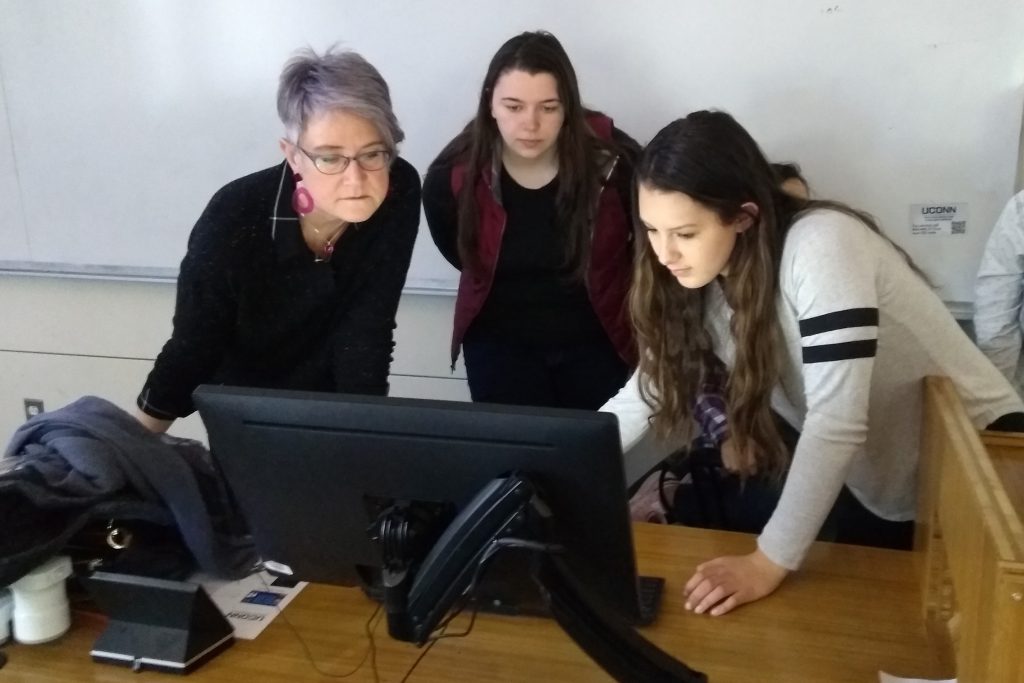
[2,523,943,682]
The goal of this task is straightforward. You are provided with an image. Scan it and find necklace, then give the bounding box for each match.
[303,221,347,263]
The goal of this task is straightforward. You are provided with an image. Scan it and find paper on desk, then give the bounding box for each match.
[879,672,956,683]
[192,570,308,640]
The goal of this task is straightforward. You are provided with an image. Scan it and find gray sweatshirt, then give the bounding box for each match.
[603,209,1023,570]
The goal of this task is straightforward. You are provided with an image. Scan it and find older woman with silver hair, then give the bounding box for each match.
[135,47,420,433]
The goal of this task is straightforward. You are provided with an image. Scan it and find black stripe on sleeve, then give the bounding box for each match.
[802,340,878,364]
[799,308,879,337]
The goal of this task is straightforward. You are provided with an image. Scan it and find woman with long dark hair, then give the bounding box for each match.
[604,110,1024,615]
[423,31,637,409]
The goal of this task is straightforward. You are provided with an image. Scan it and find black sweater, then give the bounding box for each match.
[138,158,421,419]
[466,167,605,345]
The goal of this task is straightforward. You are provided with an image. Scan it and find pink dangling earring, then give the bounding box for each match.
[292,173,315,215]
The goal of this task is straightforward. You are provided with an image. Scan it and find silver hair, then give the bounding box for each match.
[276,46,404,153]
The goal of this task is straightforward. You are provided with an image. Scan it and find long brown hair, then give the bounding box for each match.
[430,31,620,279]
[631,111,914,477]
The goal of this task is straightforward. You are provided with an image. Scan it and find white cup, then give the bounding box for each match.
[9,555,73,644]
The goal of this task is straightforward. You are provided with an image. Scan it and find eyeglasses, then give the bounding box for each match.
[295,145,392,174]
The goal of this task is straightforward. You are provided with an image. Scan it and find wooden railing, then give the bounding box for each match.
[916,376,1024,682]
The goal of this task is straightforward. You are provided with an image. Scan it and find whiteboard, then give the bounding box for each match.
[1,0,1022,300]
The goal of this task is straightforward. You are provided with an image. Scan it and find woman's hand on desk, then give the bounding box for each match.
[683,548,789,616]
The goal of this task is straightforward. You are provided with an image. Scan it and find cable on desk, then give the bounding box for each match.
[257,572,383,681]
[397,636,439,683]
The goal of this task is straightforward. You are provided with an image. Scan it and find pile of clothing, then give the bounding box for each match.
[0,396,255,586]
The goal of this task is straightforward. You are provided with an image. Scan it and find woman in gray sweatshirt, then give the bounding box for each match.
[602,110,1024,616]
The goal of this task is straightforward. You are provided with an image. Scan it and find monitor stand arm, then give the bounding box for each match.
[374,475,536,642]
[373,473,707,683]
[536,554,707,682]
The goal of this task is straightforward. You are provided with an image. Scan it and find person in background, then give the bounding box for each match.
[974,190,1024,397]
[772,162,809,200]
[423,31,638,410]
[136,47,420,433]
[603,110,1024,615]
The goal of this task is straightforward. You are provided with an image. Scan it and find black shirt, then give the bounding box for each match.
[137,158,421,419]
[467,166,606,346]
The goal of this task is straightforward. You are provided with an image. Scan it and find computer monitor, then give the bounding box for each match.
[194,384,642,621]
[194,385,706,682]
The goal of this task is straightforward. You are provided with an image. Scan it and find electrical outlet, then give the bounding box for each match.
[24,399,44,421]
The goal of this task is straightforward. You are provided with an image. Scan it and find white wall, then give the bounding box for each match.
[1,0,1022,301]
[0,273,468,445]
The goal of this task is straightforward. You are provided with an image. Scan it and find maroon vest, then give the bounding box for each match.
[448,114,637,369]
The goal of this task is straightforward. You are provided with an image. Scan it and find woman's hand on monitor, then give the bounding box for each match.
[682,548,789,616]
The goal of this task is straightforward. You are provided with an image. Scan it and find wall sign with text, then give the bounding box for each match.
[909,203,968,237]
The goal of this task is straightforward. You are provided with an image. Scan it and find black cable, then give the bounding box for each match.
[421,535,501,637]
[402,600,483,683]
[257,572,383,680]
[370,606,386,683]
[397,637,439,683]
[431,599,481,640]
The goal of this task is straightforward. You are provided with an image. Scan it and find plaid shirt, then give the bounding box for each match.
[693,363,728,448]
